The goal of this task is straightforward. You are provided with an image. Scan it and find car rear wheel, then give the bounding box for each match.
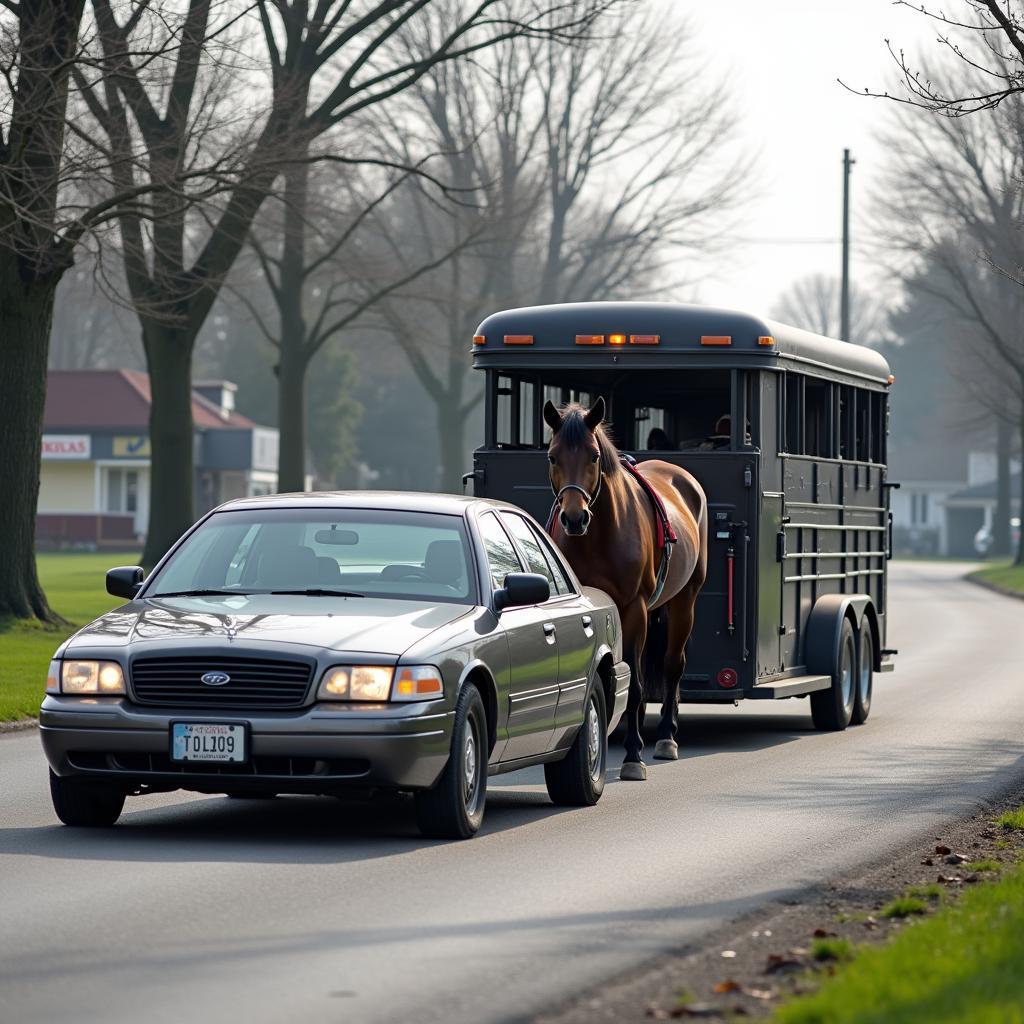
[810,618,856,731]
[544,684,607,806]
[49,770,125,827]
[415,684,487,839]
[852,618,873,725]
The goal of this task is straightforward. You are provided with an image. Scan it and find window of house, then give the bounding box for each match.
[105,468,138,513]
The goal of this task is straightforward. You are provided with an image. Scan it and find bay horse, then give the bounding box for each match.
[544,398,707,780]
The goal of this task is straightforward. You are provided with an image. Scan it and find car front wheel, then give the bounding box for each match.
[544,684,607,806]
[49,770,125,827]
[415,684,487,839]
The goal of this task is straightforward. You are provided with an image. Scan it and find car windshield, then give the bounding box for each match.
[145,507,477,605]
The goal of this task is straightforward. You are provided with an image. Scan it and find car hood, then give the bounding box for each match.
[66,595,474,658]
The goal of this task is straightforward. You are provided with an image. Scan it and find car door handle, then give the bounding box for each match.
[581,615,592,628]
[543,622,556,636]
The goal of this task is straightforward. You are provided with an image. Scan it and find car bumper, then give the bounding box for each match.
[39,696,454,793]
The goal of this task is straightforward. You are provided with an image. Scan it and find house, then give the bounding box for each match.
[37,371,280,547]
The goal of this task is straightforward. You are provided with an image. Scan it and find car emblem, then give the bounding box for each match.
[200,671,231,687]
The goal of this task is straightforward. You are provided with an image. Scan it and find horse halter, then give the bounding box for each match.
[551,469,603,511]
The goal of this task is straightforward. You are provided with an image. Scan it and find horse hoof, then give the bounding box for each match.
[620,761,647,782]
[653,739,679,761]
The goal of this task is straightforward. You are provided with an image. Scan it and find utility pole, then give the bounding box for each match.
[840,148,854,342]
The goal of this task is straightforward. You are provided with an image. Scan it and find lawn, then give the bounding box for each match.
[775,855,1024,1024]
[0,552,139,722]
[972,561,1024,596]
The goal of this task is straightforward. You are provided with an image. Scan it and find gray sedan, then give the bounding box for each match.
[40,492,630,838]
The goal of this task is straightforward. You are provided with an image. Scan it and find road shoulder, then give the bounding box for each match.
[536,777,1024,1024]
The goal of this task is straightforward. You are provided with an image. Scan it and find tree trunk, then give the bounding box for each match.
[140,326,196,568]
[1017,392,1024,567]
[993,417,1012,557]
[0,260,60,621]
[277,343,309,493]
[437,401,467,494]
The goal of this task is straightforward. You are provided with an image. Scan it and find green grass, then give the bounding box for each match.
[880,895,928,919]
[0,552,138,721]
[972,562,1024,596]
[964,860,1001,874]
[997,808,1024,831]
[906,883,944,901]
[810,938,854,963]
[774,846,1024,1024]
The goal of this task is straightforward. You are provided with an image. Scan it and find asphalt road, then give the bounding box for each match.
[2,562,1022,1024]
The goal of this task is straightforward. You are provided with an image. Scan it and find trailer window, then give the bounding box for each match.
[804,380,831,457]
[784,374,802,454]
[494,375,540,447]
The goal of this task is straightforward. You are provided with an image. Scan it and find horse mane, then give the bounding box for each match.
[558,404,621,477]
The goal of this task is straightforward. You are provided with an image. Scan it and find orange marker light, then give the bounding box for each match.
[758,335,775,346]
[575,334,604,345]
[701,335,732,346]
[609,333,626,346]
[503,334,533,345]
[629,334,660,345]
[472,334,486,346]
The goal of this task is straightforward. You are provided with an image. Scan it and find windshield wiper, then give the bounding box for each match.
[149,589,252,598]
[269,588,364,598]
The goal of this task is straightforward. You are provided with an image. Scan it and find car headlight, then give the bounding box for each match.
[317,665,394,702]
[60,660,126,695]
[391,666,444,701]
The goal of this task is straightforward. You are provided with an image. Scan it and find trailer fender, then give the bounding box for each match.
[805,594,872,679]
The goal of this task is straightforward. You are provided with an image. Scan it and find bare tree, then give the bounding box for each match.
[1,1,88,620]
[773,274,888,346]
[850,1,1024,115]
[74,0,616,566]
[366,3,746,490]
[874,69,1024,561]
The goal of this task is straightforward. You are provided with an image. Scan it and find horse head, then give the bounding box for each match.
[543,397,608,536]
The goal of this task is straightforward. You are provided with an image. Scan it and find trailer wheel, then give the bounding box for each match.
[852,618,873,724]
[810,618,855,731]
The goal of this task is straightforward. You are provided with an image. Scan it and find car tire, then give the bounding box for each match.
[852,618,873,725]
[415,684,487,840]
[810,618,856,731]
[544,684,607,806]
[49,770,125,827]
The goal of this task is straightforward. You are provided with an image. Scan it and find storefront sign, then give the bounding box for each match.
[112,436,151,457]
[41,434,91,460]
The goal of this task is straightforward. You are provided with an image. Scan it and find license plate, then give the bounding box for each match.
[170,722,247,763]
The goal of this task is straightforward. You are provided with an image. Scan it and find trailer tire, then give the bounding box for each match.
[810,617,856,731]
[852,618,873,724]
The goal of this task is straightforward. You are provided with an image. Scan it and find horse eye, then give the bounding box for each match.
[591,453,600,463]
[548,454,556,465]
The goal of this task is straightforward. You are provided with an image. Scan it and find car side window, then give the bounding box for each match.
[527,519,576,595]
[499,512,560,595]
[479,512,524,591]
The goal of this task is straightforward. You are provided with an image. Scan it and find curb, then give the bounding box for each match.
[0,718,38,735]
[966,571,1024,603]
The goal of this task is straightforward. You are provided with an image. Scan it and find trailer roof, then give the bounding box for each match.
[473,302,892,385]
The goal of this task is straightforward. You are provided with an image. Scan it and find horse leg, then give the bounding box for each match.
[654,578,703,761]
[620,600,649,781]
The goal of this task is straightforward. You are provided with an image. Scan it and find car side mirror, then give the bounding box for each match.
[107,566,144,600]
[494,572,550,611]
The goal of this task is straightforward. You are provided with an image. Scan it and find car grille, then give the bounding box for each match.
[67,751,370,778]
[130,656,314,709]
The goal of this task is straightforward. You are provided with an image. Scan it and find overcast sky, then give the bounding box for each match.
[685,0,938,317]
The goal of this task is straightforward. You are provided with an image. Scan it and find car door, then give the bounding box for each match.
[499,512,596,752]
[478,512,559,761]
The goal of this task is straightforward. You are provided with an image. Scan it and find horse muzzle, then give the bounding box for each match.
[559,509,591,536]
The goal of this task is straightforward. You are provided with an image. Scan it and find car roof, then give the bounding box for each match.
[213,490,538,519]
